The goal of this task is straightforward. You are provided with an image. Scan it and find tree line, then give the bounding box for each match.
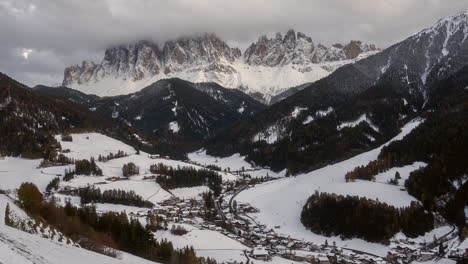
[97,150,128,162]
[150,163,222,196]
[62,157,103,181]
[301,192,434,243]
[14,182,217,264]
[76,187,154,208]
[343,97,468,229]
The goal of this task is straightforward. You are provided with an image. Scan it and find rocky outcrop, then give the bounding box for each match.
[63,31,378,101]
[244,30,378,66]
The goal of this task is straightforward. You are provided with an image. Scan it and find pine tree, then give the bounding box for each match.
[4,203,12,226]
[395,171,401,179]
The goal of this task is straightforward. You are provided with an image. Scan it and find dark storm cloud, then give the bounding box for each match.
[0,0,467,86]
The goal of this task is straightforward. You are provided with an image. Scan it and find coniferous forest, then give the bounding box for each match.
[343,90,468,229]
[77,187,154,208]
[300,192,434,243]
[150,163,223,196]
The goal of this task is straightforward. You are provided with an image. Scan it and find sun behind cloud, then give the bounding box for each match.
[21,48,33,59]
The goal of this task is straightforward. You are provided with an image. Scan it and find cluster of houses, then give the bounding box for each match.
[150,197,208,223]
[211,190,391,264]
[125,180,466,264]
[387,234,468,263]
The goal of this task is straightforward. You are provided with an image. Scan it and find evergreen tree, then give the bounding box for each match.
[4,203,12,226]
[18,182,43,213]
[395,171,401,179]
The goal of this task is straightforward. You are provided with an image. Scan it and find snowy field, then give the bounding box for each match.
[170,186,211,200]
[235,119,428,256]
[154,223,248,263]
[188,150,287,178]
[153,223,304,264]
[56,133,137,160]
[0,133,239,204]
[373,162,427,186]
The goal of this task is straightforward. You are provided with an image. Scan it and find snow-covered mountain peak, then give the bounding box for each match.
[243,30,377,67]
[62,31,378,102]
[416,10,468,42]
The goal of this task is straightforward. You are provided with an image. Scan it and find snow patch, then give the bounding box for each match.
[302,115,314,125]
[253,124,284,144]
[291,107,307,118]
[169,121,180,133]
[171,186,210,200]
[337,114,379,132]
[188,150,286,178]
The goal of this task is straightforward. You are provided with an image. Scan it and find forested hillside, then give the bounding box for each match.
[0,73,146,159]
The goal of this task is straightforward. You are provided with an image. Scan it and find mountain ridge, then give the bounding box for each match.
[37,78,266,157]
[62,30,378,102]
[203,11,468,174]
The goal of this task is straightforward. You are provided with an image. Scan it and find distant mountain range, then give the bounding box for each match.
[62,30,378,103]
[204,11,468,173]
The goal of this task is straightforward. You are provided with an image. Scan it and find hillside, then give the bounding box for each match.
[204,12,468,174]
[36,78,266,156]
[0,195,158,264]
[0,73,144,159]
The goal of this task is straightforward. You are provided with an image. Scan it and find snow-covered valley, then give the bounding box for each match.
[1,118,464,264]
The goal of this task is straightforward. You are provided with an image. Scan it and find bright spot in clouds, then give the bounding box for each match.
[21,49,33,59]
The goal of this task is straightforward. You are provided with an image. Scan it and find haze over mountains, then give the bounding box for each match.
[62,30,378,103]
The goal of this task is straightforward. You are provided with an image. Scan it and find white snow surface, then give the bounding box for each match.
[291,106,307,118]
[1,132,239,203]
[170,186,210,200]
[57,133,137,160]
[302,115,314,125]
[68,50,378,103]
[69,61,327,100]
[337,113,380,132]
[0,195,159,264]
[188,150,286,178]
[153,223,248,263]
[153,223,301,263]
[374,162,427,186]
[0,157,72,192]
[252,124,284,144]
[168,121,180,133]
[302,107,334,125]
[235,119,424,256]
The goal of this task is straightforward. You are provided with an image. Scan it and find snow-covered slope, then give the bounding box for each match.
[0,195,159,264]
[203,11,468,174]
[234,119,424,256]
[0,132,239,202]
[62,31,378,102]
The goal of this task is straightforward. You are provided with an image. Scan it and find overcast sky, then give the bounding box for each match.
[1,0,467,86]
